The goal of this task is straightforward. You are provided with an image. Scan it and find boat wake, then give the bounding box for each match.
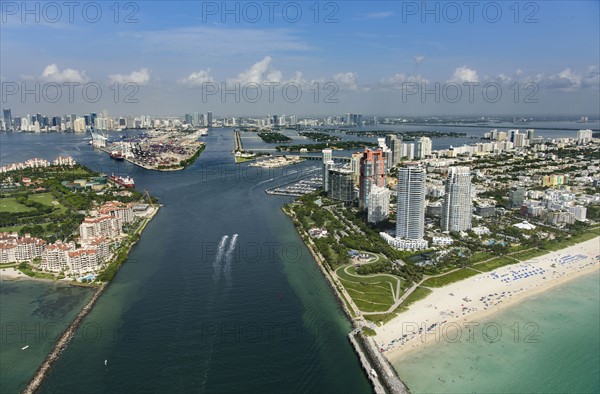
[223,234,238,287]
[213,235,229,282]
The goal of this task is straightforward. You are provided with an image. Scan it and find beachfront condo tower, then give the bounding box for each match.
[441,166,473,233]
[395,163,427,248]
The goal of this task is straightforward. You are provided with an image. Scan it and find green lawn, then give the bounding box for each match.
[235,156,256,163]
[336,265,402,313]
[0,197,35,213]
[421,268,480,287]
[365,286,432,325]
[547,231,599,251]
[0,192,64,214]
[466,251,494,264]
[30,193,67,213]
[476,257,519,272]
[511,248,549,261]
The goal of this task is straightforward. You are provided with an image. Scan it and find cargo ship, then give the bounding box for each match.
[110,151,125,161]
[110,174,135,188]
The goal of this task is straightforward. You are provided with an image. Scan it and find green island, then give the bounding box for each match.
[0,158,159,284]
[329,129,468,138]
[298,132,342,142]
[257,132,292,143]
[277,141,369,152]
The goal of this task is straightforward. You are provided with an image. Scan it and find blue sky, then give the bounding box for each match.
[1,1,599,116]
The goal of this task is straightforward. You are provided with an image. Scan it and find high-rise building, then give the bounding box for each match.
[416,137,432,159]
[396,163,426,241]
[400,143,415,160]
[192,112,201,127]
[441,167,473,232]
[207,111,213,127]
[2,109,12,131]
[577,129,593,144]
[359,148,386,209]
[368,185,390,223]
[514,133,527,148]
[385,134,401,166]
[327,168,356,202]
[322,149,333,190]
[350,152,362,187]
[526,129,535,141]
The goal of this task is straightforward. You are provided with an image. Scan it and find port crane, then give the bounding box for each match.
[144,190,155,209]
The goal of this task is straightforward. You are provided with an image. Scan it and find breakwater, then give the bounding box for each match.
[21,282,107,394]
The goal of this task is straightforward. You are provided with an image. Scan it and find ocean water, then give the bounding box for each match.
[394,272,600,393]
[0,278,95,393]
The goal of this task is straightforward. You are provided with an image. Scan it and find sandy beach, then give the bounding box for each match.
[0,267,70,282]
[376,236,600,361]
[0,266,29,279]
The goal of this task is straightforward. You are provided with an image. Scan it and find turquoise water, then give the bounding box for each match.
[0,278,95,393]
[395,272,600,393]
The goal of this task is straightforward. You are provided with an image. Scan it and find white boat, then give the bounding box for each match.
[22,345,29,350]
[105,359,108,366]
[198,128,209,136]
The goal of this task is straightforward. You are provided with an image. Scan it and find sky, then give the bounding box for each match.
[1,0,599,117]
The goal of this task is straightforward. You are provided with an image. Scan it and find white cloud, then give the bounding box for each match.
[414,55,425,64]
[109,69,151,85]
[227,56,303,86]
[381,73,429,89]
[333,72,358,91]
[39,64,89,83]
[178,69,214,86]
[490,73,512,83]
[531,67,600,91]
[363,11,395,19]
[451,66,479,83]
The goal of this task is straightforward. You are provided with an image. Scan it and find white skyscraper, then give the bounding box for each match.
[396,163,426,241]
[400,143,415,160]
[577,129,593,144]
[322,149,333,191]
[416,137,432,159]
[367,185,390,224]
[441,167,473,232]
